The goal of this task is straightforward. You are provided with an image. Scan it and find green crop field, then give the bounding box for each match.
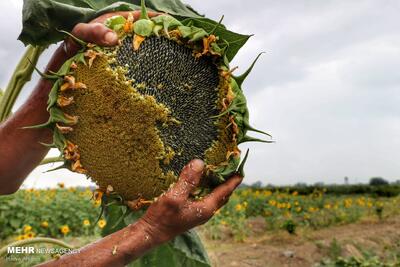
[1,185,400,266]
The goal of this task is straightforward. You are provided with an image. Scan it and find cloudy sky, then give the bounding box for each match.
[1,0,399,188]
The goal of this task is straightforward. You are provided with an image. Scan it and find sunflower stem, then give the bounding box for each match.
[40,156,64,165]
[140,0,149,20]
[0,45,45,122]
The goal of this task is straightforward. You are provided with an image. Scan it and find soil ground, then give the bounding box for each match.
[202,216,400,267]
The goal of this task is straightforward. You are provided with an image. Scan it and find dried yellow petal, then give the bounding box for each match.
[60,76,87,92]
[56,123,73,134]
[84,49,102,67]
[57,96,74,107]
[202,35,217,56]
[64,141,80,161]
[63,113,79,125]
[124,13,134,33]
[72,160,86,174]
[133,34,145,51]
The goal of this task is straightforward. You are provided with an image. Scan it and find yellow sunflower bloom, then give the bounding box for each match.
[235,204,243,211]
[98,219,106,229]
[60,225,70,235]
[23,225,32,233]
[15,235,25,241]
[94,199,101,206]
[41,221,49,228]
[26,232,35,239]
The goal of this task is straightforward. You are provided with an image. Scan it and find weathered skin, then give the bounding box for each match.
[0,11,242,266]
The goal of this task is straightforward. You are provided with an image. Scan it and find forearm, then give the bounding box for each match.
[37,220,164,267]
[0,44,72,194]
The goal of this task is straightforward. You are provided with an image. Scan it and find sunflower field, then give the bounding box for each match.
[206,187,400,240]
[0,184,105,241]
[1,184,399,244]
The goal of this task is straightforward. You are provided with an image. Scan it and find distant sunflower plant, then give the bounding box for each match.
[60,225,70,235]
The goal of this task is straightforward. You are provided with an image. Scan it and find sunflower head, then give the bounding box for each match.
[41,1,270,204]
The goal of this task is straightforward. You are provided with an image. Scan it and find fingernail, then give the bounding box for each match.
[190,159,204,173]
[104,32,118,44]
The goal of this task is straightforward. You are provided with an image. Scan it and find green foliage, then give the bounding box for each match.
[369,177,389,186]
[0,187,103,240]
[2,186,399,255]
[0,187,211,266]
[130,231,211,267]
[2,187,399,243]
[206,188,400,240]
[328,238,342,260]
[253,184,400,197]
[19,0,250,63]
[319,254,398,267]
[19,0,199,45]
[180,17,251,61]
[282,219,296,234]
[375,205,384,220]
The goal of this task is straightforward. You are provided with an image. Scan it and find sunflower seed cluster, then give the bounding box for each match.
[114,36,220,174]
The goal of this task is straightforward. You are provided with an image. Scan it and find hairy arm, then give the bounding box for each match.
[37,160,242,267]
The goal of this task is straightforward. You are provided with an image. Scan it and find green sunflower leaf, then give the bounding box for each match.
[18,0,249,61]
[130,231,211,267]
[104,15,126,31]
[180,17,251,61]
[19,0,201,46]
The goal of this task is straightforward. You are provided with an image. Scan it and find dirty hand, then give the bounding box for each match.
[138,159,243,243]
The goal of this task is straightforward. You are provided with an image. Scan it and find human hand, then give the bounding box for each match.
[45,10,159,74]
[138,159,243,244]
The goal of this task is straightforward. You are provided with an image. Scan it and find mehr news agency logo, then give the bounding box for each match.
[7,246,80,254]
[5,246,81,262]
